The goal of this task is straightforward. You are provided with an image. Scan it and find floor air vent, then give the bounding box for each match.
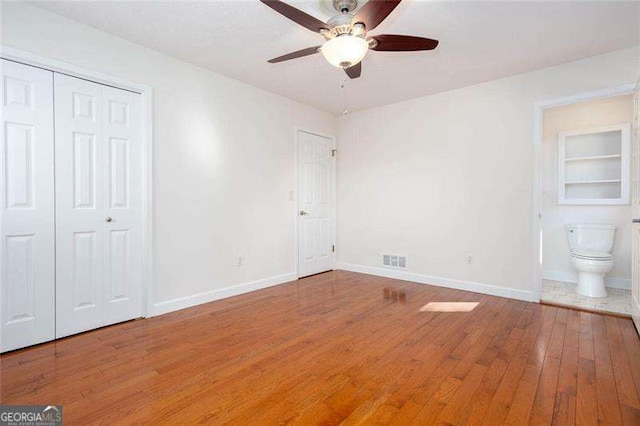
[382,254,407,269]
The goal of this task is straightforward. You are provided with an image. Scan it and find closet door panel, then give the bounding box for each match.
[55,74,105,338]
[102,86,142,324]
[1,60,55,352]
[55,74,142,338]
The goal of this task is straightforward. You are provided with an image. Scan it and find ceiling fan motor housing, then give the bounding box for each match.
[326,13,359,38]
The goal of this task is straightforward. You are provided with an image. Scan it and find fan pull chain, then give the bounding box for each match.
[341,79,349,115]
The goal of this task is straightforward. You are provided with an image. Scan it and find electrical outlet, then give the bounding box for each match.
[237,255,244,267]
[467,253,473,265]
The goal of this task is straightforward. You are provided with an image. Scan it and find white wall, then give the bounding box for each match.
[541,95,633,289]
[337,46,639,301]
[1,3,336,313]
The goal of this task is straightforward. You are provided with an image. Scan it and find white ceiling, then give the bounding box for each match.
[33,0,640,114]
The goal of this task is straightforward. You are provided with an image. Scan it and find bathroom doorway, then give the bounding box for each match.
[535,87,635,316]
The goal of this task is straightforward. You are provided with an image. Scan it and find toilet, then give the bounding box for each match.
[565,224,616,298]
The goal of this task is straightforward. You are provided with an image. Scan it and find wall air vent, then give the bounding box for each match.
[382,254,407,269]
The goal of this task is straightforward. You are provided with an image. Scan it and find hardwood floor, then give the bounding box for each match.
[2,270,640,424]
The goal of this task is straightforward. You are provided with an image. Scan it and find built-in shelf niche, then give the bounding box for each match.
[558,124,630,205]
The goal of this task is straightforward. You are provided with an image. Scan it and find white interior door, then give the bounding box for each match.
[632,81,640,332]
[54,74,142,338]
[102,85,143,326]
[297,130,335,278]
[1,60,55,352]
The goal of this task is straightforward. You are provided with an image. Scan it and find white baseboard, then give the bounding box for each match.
[337,263,536,302]
[542,270,631,290]
[151,272,297,316]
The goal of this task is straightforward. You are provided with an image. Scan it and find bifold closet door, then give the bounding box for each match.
[54,74,143,338]
[1,60,55,352]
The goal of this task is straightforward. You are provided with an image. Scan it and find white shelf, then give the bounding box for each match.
[565,179,622,185]
[565,154,621,162]
[558,198,629,206]
[558,124,630,205]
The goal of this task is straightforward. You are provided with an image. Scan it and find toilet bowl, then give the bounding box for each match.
[565,224,616,298]
[569,253,613,298]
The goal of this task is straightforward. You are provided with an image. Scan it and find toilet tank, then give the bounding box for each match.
[565,224,616,253]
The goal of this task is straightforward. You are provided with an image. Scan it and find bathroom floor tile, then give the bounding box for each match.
[541,279,631,316]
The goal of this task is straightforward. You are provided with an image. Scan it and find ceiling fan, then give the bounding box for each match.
[260,0,439,79]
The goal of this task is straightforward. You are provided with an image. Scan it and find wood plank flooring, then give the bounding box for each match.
[2,270,640,424]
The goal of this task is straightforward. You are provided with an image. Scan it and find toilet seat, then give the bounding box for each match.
[571,250,612,261]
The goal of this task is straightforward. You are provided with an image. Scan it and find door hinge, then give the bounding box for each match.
[332,149,337,158]
[332,245,335,253]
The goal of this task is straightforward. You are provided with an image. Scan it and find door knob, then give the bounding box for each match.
[633,219,640,223]
[106,217,113,223]
[299,210,309,216]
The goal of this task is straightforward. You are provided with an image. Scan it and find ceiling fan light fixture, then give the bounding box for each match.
[321,35,368,69]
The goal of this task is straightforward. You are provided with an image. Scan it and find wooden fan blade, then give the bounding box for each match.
[268,46,321,63]
[370,34,439,51]
[344,62,362,79]
[352,0,401,31]
[260,0,329,33]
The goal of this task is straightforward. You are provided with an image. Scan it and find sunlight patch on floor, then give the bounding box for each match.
[419,302,479,312]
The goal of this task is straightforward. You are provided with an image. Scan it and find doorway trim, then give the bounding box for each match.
[1,45,155,317]
[532,83,636,302]
[294,128,337,279]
